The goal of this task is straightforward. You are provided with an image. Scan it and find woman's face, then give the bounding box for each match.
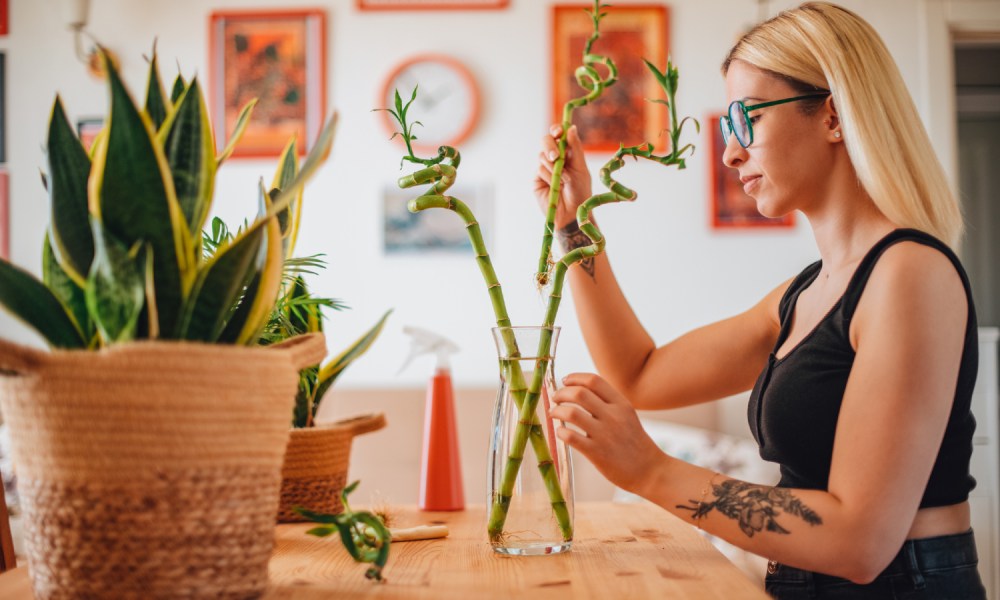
[723,60,834,218]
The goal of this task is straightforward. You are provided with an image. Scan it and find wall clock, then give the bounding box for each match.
[380,54,481,152]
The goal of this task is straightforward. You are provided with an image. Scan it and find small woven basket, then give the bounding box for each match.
[277,413,387,522]
[0,333,327,600]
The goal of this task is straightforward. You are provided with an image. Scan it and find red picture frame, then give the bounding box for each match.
[357,0,508,9]
[0,168,8,260]
[0,0,8,36]
[209,10,326,158]
[708,112,795,230]
[552,4,668,153]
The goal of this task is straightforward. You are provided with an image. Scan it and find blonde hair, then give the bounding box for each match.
[724,2,962,247]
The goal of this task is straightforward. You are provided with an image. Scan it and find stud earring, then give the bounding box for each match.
[834,131,842,138]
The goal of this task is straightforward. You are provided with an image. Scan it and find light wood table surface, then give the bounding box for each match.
[0,502,769,599]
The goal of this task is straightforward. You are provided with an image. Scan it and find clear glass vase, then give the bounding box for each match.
[487,326,574,555]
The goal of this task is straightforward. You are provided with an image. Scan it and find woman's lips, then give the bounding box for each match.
[740,174,761,194]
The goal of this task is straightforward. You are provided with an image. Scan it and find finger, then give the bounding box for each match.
[561,372,626,406]
[549,402,597,431]
[549,123,564,138]
[556,426,594,452]
[553,385,611,420]
[540,132,559,155]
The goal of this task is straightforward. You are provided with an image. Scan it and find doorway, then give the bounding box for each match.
[956,41,1000,327]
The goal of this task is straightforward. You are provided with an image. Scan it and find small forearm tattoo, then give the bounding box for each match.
[557,221,596,279]
[677,479,822,537]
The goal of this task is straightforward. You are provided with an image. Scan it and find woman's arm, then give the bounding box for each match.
[551,242,969,583]
[537,124,785,409]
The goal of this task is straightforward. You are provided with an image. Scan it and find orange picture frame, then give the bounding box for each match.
[552,4,668,153]
[209,10,326,158]
[708,112,795,230]
[357,0,508,9]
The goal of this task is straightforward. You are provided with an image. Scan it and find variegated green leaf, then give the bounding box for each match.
[91,50,189,337]
[176,224,265,342]
[85,220,144,344]
[158,77,216,236]
[233,182,285,345]
[170,74,187,105]
[316,309,392,399]
[46,97,94,285]
[0,257,85,348]
[43,233,93,342]
[216,270,261,343]
[144,50,169,131]
[216,99,257,166]
[271,137,300,258]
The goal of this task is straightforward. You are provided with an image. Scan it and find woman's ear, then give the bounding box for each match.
[823,95,842,141]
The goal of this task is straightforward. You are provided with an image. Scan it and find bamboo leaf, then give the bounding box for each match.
[316,309,392,395]
[158,77,217,236]
[144,49,169,131]
[46,97,94,285]
[91,49,189,336]
[177,224,265,341]
[85,220,145,344]
[0,258,85,348]
[43,233,93,342]
[216,99,257,166]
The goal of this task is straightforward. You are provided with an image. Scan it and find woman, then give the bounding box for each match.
[536,3,986,598]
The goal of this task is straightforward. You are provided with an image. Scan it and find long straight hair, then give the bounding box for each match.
[723,2,962,247]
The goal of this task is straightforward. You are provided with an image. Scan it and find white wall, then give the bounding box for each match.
[0,0,963,388]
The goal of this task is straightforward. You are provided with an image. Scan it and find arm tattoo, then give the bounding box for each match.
[677,479,822,538]
[557,220,596,279]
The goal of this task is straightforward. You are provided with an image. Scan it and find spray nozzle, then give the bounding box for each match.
[399,326,460,374]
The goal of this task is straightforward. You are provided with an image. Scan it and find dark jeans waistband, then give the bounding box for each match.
[767,529,979,584]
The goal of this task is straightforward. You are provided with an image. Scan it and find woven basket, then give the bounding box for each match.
[277,413,387,522]
[0,333,327,600]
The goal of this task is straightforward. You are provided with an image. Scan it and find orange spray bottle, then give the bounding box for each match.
[400,326,465,511]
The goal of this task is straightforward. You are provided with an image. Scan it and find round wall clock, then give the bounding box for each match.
[380,54,481,152]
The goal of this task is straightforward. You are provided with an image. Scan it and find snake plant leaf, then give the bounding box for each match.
[90,50,190,336]
[315,309,392,400]
[271,137,301,258]
[266,111,339,220]
[216,270,260,344]
[144,50,169,131]
[46,96,94,286]
[86,220,145,344]
[176,223,265,342]
[157,77,216,236]
[0,258,85,348]
[216,99,257,166]
[233,181,285,345]
[43,233,93,342]
[170,73,187,105]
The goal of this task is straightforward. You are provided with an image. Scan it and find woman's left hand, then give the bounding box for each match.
[550,372,667,494]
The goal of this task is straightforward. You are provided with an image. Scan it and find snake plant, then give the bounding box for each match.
[0,47,338,349]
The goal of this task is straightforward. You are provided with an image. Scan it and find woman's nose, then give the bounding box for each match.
[722,133,747,168]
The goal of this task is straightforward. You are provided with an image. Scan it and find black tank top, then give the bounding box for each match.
[747,229,978,507]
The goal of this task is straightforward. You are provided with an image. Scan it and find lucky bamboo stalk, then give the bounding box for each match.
[535,0,617,287]
[487,58,698,538]
[380,91,573,541]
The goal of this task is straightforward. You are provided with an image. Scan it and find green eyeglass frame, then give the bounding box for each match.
[719,92,831,148]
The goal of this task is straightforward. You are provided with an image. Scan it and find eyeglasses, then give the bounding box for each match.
[719,93,830,148]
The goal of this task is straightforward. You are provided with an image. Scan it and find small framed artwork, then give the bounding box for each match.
[0,0,8,36]
[358,0,508,10]
[708,112,795,230]
[209,10,326,158]
[383,184,493,254]
[77,118,104,152]
[0,168,8,260]
[552,4,668,153]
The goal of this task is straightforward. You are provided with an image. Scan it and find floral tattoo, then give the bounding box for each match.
[677,479,822,537]
[557,221,596,279]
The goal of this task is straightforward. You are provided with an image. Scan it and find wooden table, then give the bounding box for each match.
[0,502,768,599]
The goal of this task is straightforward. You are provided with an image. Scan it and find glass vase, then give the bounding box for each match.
[487,326,574,555]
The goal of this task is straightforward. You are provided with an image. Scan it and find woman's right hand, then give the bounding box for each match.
[534,124,593,231]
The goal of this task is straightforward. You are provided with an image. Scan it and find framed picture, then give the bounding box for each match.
[552,4,668,153]
[0,53,5,164]
[77,118,104,152]
[0,0,8,35]
[209,10,326,158]
[383,184,493,254]
[0,168,8,260]
[358,0,508,9]
[708,112,795,229]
